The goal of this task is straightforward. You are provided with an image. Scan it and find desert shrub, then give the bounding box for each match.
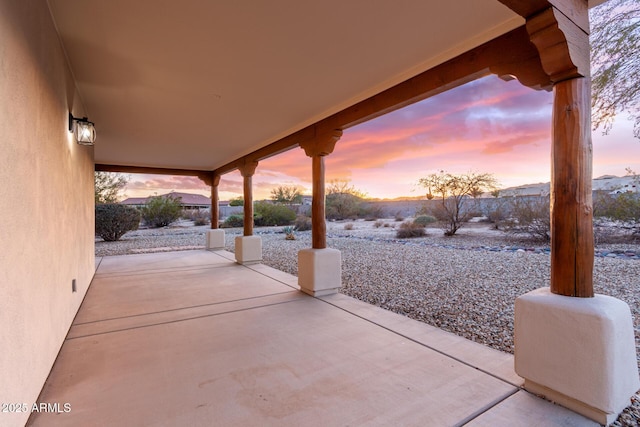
[191,210,210,226]
[182,209,210,224]
[95,204,140,241]
[502,195,551,241]
[294,215,312,231]
[182,209,195,220]
[485,198,509,229]
[221,214,244,228]
[394,212,405,222]
[373,220,384,228]
[326,192,362,220]
[253,201,296,226]
[395,221,426,238]
[414,215,437,226]
[594,192,640,222]
[141,195,182,228]
[325,179,369,220]
[344,223,354,230]
[594,192,640,239]
[360,204,384,221]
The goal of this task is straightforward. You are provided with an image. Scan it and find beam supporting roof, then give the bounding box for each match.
[95,164,213,185]
[499,0,589,33]
[526,6,590,82]
[214,25,551,176]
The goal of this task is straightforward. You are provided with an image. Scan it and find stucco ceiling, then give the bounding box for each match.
[48,0,523,171]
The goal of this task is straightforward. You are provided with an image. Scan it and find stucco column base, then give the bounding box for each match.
[206,229,225,250]
[515,287,639,426]
[298,248,341,297]
[234,236,262,265]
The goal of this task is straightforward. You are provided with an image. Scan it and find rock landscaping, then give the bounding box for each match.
[96,219,640,425]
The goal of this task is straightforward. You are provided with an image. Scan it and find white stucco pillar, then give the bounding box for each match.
[297,130,342,296]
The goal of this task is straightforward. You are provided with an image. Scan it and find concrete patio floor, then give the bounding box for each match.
[29,250,597,426]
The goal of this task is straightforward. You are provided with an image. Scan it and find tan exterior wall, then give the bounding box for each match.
[0,1,95,425]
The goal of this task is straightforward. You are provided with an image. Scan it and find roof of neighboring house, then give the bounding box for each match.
[162,192,211,205]
[120,197,148,205]
[120,192,211,206]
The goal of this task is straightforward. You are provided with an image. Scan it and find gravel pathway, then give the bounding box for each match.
[96,221,640,425]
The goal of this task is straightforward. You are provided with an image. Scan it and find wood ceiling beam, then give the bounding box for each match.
[95,164,214,185]
[214,25,550,177]
[526,6,590,82]
[499,0,589,33]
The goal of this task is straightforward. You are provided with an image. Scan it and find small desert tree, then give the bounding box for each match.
[418,171,497,236]
[271,185,303,206]
[95,172,129,203]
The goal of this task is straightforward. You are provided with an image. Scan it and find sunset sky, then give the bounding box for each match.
[124,75,640,201]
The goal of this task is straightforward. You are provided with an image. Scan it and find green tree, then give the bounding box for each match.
[590,0,640,139]
[270,185,303,205]
[418,171,497,236]
[95,172,129,203]
[141,195,182,227]
[229,196,244,206]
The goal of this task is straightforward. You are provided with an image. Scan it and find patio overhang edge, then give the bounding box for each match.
[95,164,214,186]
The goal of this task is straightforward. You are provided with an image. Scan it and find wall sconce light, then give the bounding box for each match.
[68,113,96,145]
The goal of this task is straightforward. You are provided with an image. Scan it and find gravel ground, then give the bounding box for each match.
[96,220,640,425]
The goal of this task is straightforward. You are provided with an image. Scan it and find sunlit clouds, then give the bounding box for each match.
[123,76,640,201]
[125,175,209,195]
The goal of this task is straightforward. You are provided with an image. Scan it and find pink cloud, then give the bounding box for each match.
[127,175,209,191]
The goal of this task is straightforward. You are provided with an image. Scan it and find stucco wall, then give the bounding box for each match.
[0,1,95,425]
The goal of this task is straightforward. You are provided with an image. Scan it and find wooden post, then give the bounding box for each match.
[243,174,253,236]
[526,7,593,297]
[300,129,343,249]
[311,156,326,249]
[550,77,594,297]
[238,160,258,237]
[210,174,220,229]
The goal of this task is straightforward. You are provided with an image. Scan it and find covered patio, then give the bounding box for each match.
[30,250,595,426]
[2,0,638,425]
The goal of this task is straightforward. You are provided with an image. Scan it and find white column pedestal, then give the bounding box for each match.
[206,229,225,250]
[515,287,639,425]
[234,236,262,265]
[298,248,341,297]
